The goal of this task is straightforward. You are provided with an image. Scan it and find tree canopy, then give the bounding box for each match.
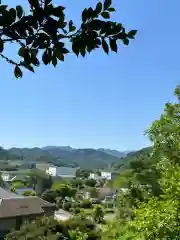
[0,0,137,78]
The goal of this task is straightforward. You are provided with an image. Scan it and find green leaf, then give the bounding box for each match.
[123,38,129,46]
[44,0,52,7]
[24,64,35,72]
[109,38,117,53]
[42,50,50,65]
[90,20,104,31]
[18,47,26,57]
[128,30,138,39]
[0,5,7,14]
[51,55,57,67]
[80,47,86,57]
[0,40,4,53]
[8,8,16,24]
[69,20,76,32]
[61,48,69,54]
[95,2,102,14]
[108,7,115,12]
[16,5,23,19]
[14,65,22,78]
[101,11,110,19]
[72,42,80,57]
[51,6,65,17]
[57,53,64,61]
[82,8,88,22]
[28,0,40,9]
[104,0,112,10]
[102,39,109,54]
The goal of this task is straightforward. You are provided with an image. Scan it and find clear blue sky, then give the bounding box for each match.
[0,0,179,150]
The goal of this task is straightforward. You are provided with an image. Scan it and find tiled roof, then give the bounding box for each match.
[0,187,55,218]
[0,198,44,218]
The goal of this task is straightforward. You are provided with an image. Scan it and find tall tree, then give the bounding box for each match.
[0,0,137,78]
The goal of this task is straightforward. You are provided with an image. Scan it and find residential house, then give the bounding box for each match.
[89,173,104,181]
[101,171,112,180]
[46,166,77,178]
[89,171,119,181]
[0,187,56,236]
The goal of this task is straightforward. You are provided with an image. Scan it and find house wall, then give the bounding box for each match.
[0,209,55,232]
[46,167,57,176]
[101,172,112,180]
[0,218,16,231]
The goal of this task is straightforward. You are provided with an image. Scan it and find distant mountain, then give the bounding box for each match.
[0,145,151,169]
[2,146,125,169]
[41,147,122,169]
[98,148,126,158]
[112,147,152,170]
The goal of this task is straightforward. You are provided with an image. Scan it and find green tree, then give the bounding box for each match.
[41,189,56,203]
[28,169,53,195]
[85,179,96,187]
[56,184,76,199]
[111,86,180,240]
[93,205,104,223]
[0,0,136,78]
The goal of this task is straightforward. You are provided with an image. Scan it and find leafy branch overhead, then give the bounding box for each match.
[0,0,137,78]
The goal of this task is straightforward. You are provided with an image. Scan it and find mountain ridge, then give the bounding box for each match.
[1,146,127,169]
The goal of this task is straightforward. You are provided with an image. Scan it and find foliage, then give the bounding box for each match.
[10,187,17,193]
[64,215,101,240]
[80,199,93,209]
[23,190,36,196]
[93,205,104,223]
[0,0,136,78]
[55,184,76,199]
[12,179,26,188]
[5,216,70,240]
[88,187,98,198]
[41,189,57,203]
[76,169,91,179]
[28,169,53,195]
[85,179,97,187]
[104,86,180,240]
[70,178,84,188]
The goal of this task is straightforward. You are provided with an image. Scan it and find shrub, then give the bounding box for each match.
[63,202,72,211]
[80,199,92,209]
[73,208,81,214]
[23,190,36,196]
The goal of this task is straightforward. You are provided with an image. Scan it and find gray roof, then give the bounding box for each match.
[0,187,24,199]
[57,167,77,177]
[0,187,55,219]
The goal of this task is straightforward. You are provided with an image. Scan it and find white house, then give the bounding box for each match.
[101,171,112,180]
[46,166,77,178]
[89,173,104,180]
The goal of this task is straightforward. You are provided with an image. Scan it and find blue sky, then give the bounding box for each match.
[0,0,179,151]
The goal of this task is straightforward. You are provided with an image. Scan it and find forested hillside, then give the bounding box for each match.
[0,146,127,169]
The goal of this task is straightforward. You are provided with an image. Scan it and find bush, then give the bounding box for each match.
[23,190,36,196]
[105,209,115,214]
[73,208,81,214]
[63,201,72,211]
[80,199,92,209]
[41,190,56,203]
